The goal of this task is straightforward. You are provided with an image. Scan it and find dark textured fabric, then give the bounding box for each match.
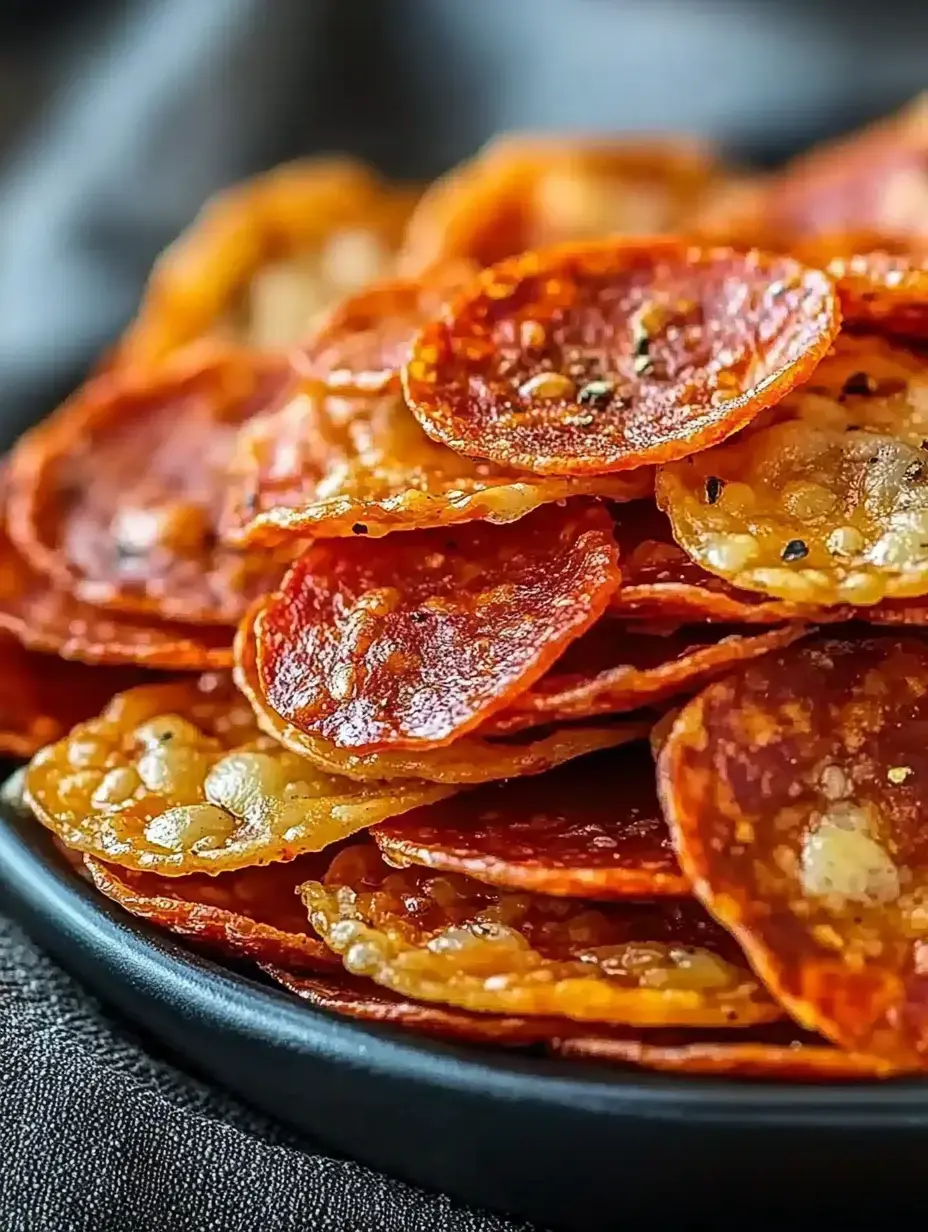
[0,911,535,1232]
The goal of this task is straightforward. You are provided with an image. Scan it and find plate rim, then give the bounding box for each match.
[2,787,927,1128]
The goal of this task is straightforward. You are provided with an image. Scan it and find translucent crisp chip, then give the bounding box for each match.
[0,634,147,758]
[553,1028,908,1080]
[484,619,809,734]
[252,503,621,752]
[656,334,928,605]
[235,605,649,784]
[695,94,928,246]
[86,854,337,971]
[0,509,231,669]
[299,842,780,1026]
[609,501,826,624]
[24,675,455,875]
[372,743,688,898]
[109,158,417,367]
[220,387,652,547]
[263,967,572,1044]
[7,347,295,626]
[404,240,839,475]
[660,635,928,1068]
[399,136,721,274]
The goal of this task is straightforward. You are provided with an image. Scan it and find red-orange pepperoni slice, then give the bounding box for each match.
[254,502,620,752]
[404,240,840,475]
[85,854,336,971]
[660,635,928,1070]
[372,743,687,898]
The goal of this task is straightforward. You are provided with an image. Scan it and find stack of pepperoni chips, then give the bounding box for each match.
[9,103,928,1080]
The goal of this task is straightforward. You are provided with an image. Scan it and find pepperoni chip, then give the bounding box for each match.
[86,854,336,971]
[263,967,573,1045]
[0,636,147,758]
[253,502,621,752]
[235,596,649,783]
[404,240,840,476]
[553,1029,907,1080]
[657,334,928,606]
[0,514,231,669]
[110,159,417,367]
[660,635,928,1068]
[821,250,928,342]
[221,384,652,546]
[695,94,928,247]
[485,619,809,735]
[399,136,720,274]
[609,501,824,624]
[293,262,478,395]
[372,743,688,898]
[8,347,294,626]
[24,675,454,875]
[300,842,779,1026]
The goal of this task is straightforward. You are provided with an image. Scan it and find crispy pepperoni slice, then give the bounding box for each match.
[109,159,417,367]
[404,240,839,476]
[371,743,688,898]
[293,261,478,395]
[24,675,454,875]
[656,334,928,606]
[609,501,825,624]
[0,511,231,669]
[695,94,928,246]
[220,386,651,547]
[660,635,928,1069]
[0,636,147,758]
[399,136,720,274]
[85,854,336,971]
[299,841,780,1026]
[483,619,809,735]
[252,502,621,752]
[263,967,573,1044]
[553,1028,908,1080]
[7,347,295,626]
[820,249,928,342]
[235,607,648,783]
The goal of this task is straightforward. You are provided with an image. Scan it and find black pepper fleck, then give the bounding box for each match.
[840,371,878,398]
[351,523,369,535]
[409,611,427,623]
[781,539,809,563]
[705,476,724,504]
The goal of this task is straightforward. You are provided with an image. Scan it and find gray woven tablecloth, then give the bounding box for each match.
[0,911,534,1232]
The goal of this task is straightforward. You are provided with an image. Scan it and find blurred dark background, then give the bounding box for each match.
[0,0,922,434]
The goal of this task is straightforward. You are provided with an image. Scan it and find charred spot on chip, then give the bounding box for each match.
[351,522,369,535]
[904,461,924,483]
[577,380,616,408]
[781,539,809,563]
[704,476,724,505]
[840,371,878,398]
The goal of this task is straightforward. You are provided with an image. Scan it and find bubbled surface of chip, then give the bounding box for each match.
[372,743,688,898]
[110,159,416,367]
[263,966,572,1044]
[404,240,840,475]
[0,511,231,669]
[86,854,336,970]
[609,501,824,624]
[0,635,148,758]
[483,619,809,734]
[659,636,928,1068]
[253,502,621,751]
[24,675,454,875]
[8,348,294,626]
[221,386,651,547]
[399,136,720,274]
[552,1027,908,1080]
[656,335,928,605]
[299,842,779,1026]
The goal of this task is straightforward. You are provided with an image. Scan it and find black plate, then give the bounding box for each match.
[1,791,927,1228]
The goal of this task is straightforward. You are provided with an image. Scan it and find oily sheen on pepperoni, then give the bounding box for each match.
[254,501,621,752]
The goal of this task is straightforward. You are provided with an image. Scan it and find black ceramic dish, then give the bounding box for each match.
[1,790,927,1229]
